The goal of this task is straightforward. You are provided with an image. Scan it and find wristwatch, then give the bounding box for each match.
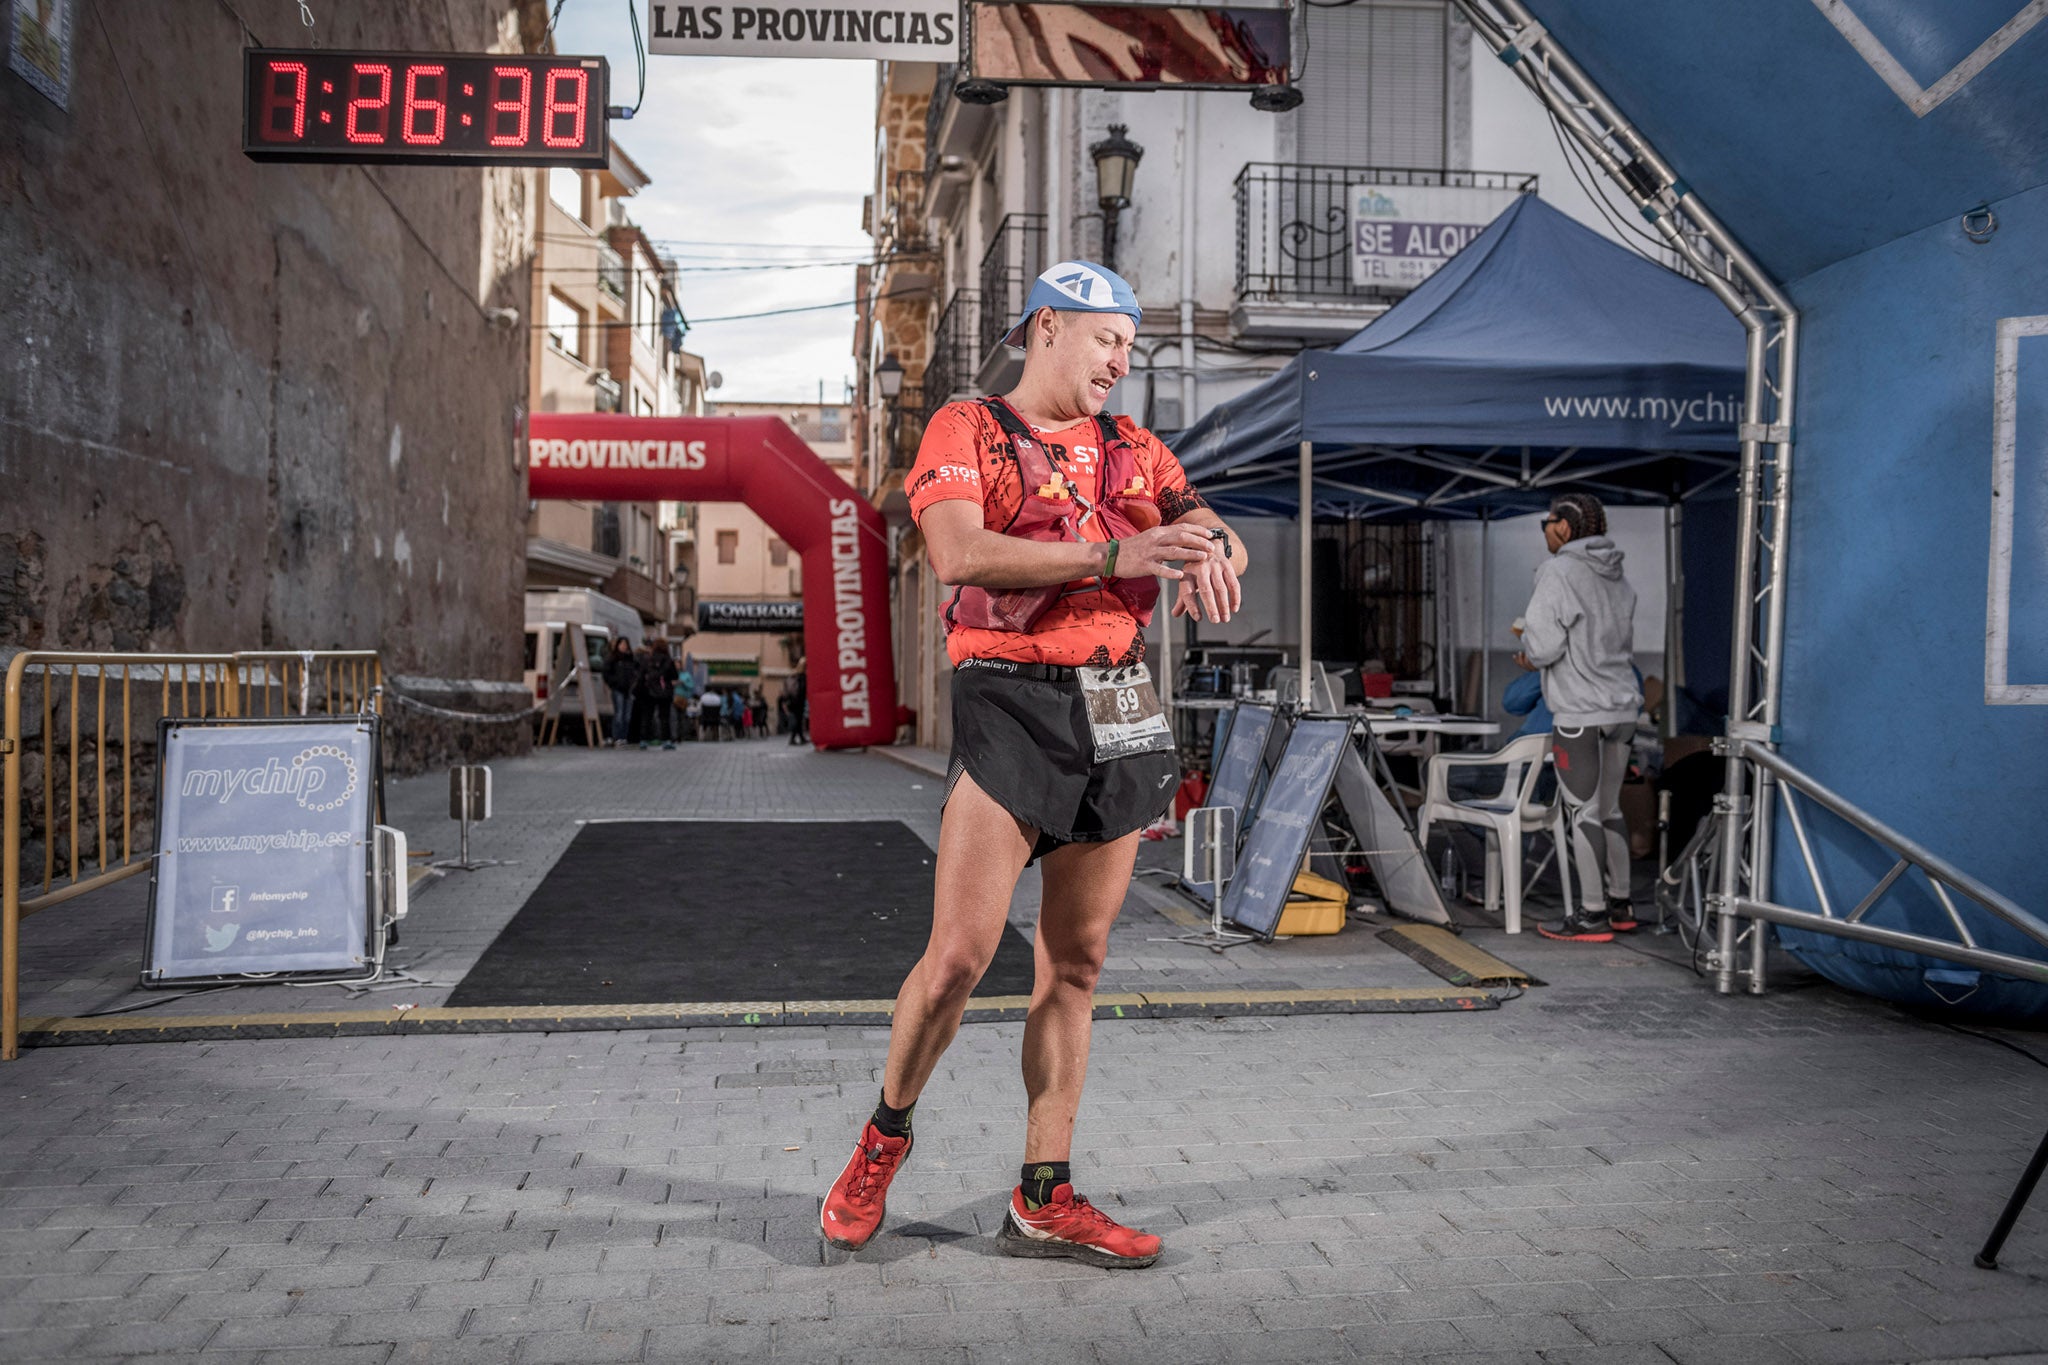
[1207,525,1232,560]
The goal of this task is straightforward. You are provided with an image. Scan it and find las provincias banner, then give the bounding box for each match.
[526,412,898,750]
[646,0,958,61]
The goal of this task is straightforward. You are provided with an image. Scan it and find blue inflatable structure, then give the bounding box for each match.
[1482,0,2048,1018]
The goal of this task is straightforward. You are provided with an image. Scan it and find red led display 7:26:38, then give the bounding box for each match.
[242,50,610,168]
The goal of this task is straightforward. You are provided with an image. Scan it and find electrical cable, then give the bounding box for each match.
[621,0,647,117]
[1544,108,1689,274]
[1923,1016,2048,1073]
[536,285,927,329]
[78,985,244,1018]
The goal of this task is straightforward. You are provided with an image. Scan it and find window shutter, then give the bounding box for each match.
[1300,1,1448,168]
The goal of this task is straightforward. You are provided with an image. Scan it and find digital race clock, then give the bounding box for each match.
[243,50,609,168]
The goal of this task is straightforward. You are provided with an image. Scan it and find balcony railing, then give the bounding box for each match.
[922,290,980,424]
[924,65,957,185]
[885,384,926,472]
[596,242,627,301]
[978,214,1046,351]
[882,170,931,256]
[1236,164,1537,304]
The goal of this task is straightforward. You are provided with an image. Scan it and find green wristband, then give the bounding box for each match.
[1104,539,1120,579]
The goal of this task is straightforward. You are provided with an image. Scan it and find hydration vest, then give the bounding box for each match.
[945,397,1163,635]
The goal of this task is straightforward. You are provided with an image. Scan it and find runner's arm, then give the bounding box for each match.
[920,500,1216,589]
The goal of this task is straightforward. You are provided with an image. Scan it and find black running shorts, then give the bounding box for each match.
[947,660,1178,863]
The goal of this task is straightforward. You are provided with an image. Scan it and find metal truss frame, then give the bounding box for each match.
[1451,0,1798,994]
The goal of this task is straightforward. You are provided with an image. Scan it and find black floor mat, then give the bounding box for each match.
[445,821,1036,1007]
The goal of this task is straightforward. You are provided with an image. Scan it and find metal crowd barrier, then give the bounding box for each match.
[1,649,383,1059]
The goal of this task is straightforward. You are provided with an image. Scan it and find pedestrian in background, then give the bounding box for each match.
[674,663,700,742]
[638,641,679,750]
[787,663,809,746]
[723,687,745,741]
[602,637,638,748]
[1516,492,1642,943]
[748,685,767,738]
[697,683,725,741]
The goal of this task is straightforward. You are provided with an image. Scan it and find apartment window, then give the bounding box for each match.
[1300,0,1449,168]
[640,277,660,348]
[635,389,654,417]
[717,529,738,564]
[546,291,583,360]
[769,538,789,568]
[594,503,622,558]
[549,167,585,222]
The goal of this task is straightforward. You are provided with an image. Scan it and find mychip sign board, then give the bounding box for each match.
[1351,184,1524,290]
[144,718,379,983]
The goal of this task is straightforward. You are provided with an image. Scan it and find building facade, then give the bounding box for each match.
[2,0,553,771]
[852,0,1655,747]
[688,402,856,711]
[525,146,709,635]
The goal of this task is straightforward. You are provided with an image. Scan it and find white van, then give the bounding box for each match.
[523,589,646,724]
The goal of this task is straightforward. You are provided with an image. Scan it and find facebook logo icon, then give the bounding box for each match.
[211,885,240,916]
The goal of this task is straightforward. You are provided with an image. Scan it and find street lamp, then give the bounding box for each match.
[876,353,905,400]
[1090,123,1143,272]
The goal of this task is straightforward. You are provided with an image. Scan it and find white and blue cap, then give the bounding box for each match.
[1002,260,1142,349]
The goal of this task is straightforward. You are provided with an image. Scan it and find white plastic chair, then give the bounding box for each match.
[1415,731,1570,935]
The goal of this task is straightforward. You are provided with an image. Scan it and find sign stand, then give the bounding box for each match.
[432,766,514,871]
[538,622,603,748]
[1154,805,1252,952]
[143,716,405,987]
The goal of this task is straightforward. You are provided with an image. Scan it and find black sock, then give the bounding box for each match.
[1019,1160,1071,1208]
[871,1091,914,1139]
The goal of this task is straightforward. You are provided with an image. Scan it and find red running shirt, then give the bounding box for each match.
[907,400,1208,667]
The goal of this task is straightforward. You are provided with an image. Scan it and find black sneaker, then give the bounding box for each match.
[1538,910,1614,943]
[1606,900,1640,932]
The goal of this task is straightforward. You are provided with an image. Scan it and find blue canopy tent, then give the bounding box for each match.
[1175,193,1746,520]
[1169,191,1745,746]
[1443,0,2048,1018]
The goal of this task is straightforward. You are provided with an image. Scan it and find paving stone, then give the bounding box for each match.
[0,743,2040,1362]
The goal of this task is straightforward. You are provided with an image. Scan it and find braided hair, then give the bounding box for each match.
[1548,492,1608,541]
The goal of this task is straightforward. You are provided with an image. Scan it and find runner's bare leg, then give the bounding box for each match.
[880,770,1036,1108]
[1020,831,1141,1162]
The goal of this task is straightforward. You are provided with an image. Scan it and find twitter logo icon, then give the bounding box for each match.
[204,923,240,953]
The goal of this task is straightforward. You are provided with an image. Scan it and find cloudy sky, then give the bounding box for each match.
[553,8,877,403]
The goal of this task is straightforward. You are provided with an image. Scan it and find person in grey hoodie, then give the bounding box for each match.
[1514,493,1642,942]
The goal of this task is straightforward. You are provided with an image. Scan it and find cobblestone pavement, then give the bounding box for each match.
[3,740,2045,1362]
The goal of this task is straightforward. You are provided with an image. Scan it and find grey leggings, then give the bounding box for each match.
[1551,722,1632,912]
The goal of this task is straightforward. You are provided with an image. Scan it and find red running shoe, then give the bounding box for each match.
[996,1182,1161,1269]
[820,1122,911,1251]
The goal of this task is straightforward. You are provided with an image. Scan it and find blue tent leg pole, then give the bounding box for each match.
[1977,1126,2048,1270]
[1480,510,1492,725]
[1299,440,1314,696]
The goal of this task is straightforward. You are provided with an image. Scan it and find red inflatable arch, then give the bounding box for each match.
[527,413,896,750]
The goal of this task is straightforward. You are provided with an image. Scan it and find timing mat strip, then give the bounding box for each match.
[1377,925,1540,988]
[17,985,1498,1048]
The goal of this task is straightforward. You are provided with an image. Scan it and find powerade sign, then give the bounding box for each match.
[697,599,803,633]
[144,718,377,981]
[647,0,958,60]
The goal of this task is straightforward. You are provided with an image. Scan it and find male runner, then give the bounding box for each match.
[821,261,1247,1268]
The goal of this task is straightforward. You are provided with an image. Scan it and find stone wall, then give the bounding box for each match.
[0,1,545,694]
[381,676,536,776]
